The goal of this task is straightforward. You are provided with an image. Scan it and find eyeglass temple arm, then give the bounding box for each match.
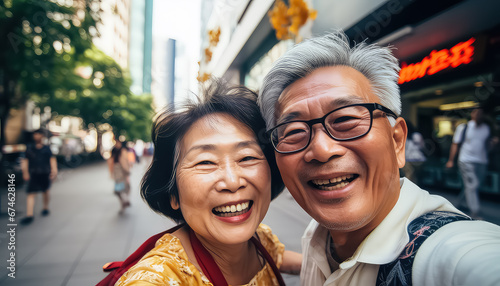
[375,103,398,118]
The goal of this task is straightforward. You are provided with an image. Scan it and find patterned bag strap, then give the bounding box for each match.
[376,211,471,286]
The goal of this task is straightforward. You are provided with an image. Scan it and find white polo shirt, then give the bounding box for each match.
[452,121,490,164]
[301,178,500,286]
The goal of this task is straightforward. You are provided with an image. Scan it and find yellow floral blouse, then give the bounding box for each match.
[115,224,285,286]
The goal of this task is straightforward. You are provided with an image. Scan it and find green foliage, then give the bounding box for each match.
[0,0,99,103]
[37,46,154,141]
[0,0,154,144]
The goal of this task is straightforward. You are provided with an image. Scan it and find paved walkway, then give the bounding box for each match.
[0,159,176,285]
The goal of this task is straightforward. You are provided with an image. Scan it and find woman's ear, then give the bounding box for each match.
[392,117,407,169]
[170,196,180,210]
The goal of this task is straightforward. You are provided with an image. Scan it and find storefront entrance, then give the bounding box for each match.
[405,89,500,196]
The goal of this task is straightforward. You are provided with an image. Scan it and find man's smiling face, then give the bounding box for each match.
[274,66,406,232]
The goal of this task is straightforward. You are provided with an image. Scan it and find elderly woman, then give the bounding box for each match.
[115,80,301,286]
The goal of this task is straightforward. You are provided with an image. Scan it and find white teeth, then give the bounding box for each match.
[214,202,250,213]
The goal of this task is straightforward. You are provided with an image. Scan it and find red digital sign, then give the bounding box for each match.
[398,37,475,84]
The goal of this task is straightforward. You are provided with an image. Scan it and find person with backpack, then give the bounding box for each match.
[258,30,500,285]
[446,107,499,219]
[103,79,301,286]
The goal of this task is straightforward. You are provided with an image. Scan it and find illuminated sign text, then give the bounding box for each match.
[398,37,475,84]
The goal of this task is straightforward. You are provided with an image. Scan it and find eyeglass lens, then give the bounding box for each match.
[271,105,372,153]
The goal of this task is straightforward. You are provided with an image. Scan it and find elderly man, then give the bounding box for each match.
[259,31,500,285]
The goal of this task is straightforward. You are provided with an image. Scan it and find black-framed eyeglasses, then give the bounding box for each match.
[268,103,398,154]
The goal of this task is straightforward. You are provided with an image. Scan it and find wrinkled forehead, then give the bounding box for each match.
[275,66,375,119]
[179,113,256,147]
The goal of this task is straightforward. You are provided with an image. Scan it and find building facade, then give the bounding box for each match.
[128,0,153,95]
[93,0,131,69]
[201,0,500,196]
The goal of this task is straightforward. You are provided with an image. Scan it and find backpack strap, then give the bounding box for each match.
[96,223,185,286]
[376,211,471,286]
[459,123,468,145]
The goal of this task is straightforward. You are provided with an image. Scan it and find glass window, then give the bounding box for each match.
[244,40,290,91]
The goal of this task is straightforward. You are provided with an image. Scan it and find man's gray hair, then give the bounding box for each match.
[258,30,401,130]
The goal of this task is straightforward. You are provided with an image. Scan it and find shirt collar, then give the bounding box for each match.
[308,178,461,270]
[343,178,460,267]
[306,221,332,276]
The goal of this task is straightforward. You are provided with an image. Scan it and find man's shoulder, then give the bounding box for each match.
[25,143,35,150]
[413,220,500,285]
[415,219,500,264]
[424,219,500,245]
[24,144,36,156]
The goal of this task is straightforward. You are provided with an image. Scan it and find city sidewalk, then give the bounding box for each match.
[0,158,175,285]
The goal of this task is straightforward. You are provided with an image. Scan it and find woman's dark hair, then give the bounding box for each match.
[141,79,284,223]
[111,141,126,163]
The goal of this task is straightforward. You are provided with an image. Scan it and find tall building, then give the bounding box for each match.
[165,39,176,105]
[93,0,131,69]
[129,0,153,94]
[143,0,153,94]
[150,38,175,110]
[150,0,201,109]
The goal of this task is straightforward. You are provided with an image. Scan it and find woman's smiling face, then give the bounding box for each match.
[173,113,272,245]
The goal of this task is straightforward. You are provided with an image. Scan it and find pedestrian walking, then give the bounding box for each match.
[108,139,131,214]
[133,139,144,163]
[125,141,137,167]
[402,120,427,183]
[20,129,58,225]
[446,106,499,219]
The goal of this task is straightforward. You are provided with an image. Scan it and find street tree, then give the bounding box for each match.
[0,0,100,152]
[1,0,154,158]
[35,45,153,142]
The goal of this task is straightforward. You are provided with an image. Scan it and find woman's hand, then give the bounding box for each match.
[280,250,302,275]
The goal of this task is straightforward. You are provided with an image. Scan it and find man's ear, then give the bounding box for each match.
[171,196,180,210]
[392,117,407,169]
